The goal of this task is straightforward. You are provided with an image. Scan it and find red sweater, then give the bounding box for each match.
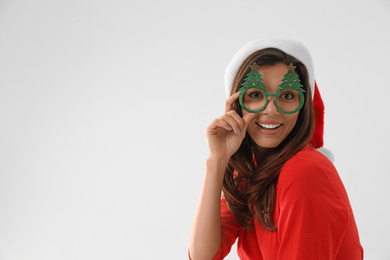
[212,146,363,259]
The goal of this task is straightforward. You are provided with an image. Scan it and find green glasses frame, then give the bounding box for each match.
[238,63,305,114]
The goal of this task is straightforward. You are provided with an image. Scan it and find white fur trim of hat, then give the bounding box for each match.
[224,38,315,99]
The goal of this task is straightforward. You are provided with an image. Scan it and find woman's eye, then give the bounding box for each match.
[282,94,293,99]
[280,92,295,100]
[249,92,262,98]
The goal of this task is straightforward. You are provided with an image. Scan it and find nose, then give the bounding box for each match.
[262,97,280,114]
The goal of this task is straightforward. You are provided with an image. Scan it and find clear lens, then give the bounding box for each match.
[276,89,301,113]
[242,88,267,112]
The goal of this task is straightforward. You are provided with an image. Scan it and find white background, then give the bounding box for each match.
[0,0,389,259]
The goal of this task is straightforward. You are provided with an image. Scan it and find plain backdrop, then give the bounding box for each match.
[0,0,389,259]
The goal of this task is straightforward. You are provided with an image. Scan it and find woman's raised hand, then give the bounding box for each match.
[206,91,256,163]
[190,93,255,260]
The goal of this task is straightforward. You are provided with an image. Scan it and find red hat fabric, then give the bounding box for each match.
[311,81,324,149]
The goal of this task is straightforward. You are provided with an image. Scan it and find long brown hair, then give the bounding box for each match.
[222,48,315,230]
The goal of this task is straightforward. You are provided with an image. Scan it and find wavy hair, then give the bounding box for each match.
[222,48,315,230]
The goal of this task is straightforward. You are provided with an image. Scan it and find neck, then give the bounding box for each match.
[253,145,269,162]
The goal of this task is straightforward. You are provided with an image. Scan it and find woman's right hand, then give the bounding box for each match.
[190,92,255,260]
[206,91,256,163]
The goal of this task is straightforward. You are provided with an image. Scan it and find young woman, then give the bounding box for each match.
[189,39,363,260]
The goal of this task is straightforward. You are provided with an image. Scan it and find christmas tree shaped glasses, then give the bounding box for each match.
[239,63,305,114]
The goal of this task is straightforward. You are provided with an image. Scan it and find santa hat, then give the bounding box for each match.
[224,39,334,162]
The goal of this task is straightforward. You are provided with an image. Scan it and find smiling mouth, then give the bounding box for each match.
[255,123,282,129]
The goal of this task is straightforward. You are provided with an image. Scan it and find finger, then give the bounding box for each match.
[242,112,256,131]
[227,110,245,134]
[210,118,233,132]
[219,114,241,135]
[225,91,241,113]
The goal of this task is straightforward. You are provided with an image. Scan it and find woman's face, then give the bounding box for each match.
[242,63,300,149]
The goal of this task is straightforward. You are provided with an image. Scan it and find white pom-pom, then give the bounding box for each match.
[316,147,335,163]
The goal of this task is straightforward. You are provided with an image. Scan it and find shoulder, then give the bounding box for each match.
[280,146,337,182]
[278,146,349,203]
[283,146,335,173]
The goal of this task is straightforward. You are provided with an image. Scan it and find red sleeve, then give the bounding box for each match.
[276,154,353,259]
[212,195,240,259]
[189,196,240,260]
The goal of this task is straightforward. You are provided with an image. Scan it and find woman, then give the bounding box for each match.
[189,39,363,259]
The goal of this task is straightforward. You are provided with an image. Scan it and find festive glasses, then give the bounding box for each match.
[238,63,305,114]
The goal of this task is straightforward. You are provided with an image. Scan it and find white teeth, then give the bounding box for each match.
[257,123,281,129]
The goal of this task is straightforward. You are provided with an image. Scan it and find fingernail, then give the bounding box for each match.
[236,128,242,135]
